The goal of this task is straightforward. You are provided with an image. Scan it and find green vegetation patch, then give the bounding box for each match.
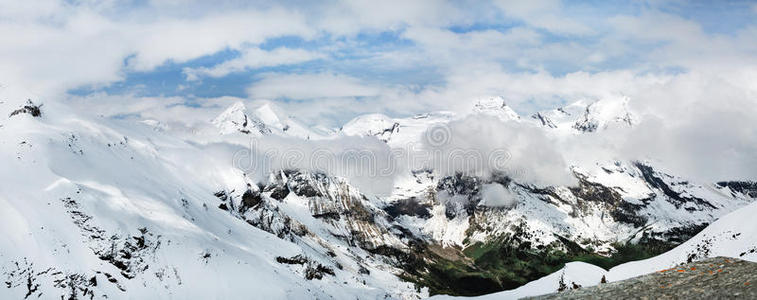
[402,236,677,296]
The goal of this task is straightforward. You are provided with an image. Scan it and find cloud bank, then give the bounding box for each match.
[2,1,757,184]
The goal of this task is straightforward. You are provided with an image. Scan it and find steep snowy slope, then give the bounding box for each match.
[0,87,419,299]
[606,200,757,281]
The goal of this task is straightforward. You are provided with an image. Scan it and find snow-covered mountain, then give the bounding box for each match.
[1,86,755,299]
[434,199,757,299]
[530,96,635,133]
[339,96,521,147]
[213,101,326,139]
[0,89,418,299]
[341,112,455,148]
[472,96,520,121]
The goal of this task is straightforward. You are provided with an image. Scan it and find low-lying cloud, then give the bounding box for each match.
[421,115,576,187]
[480,183,519,208]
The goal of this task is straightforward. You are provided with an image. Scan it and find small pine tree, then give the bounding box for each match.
[600,275,607,284]
[557,272,568,292]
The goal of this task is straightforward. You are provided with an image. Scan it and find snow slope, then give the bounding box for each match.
[606,200,757,281]
[0,86,418,299]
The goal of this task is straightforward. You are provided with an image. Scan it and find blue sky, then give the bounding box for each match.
[2,0,757,124]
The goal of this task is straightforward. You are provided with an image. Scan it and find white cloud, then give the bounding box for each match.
[247,72,382,100]
[493,0,594,35]
[619,71,757,182]
[0,2,315,95]
[124,9,317,72]
[480,183,518,207]
[2,0,757,186]
[422,115,576,187]
[314,0,469,35]
[240,134,400,196]
[183,47,323,81]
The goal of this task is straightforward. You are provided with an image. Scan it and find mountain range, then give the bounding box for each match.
[1,85,755,299]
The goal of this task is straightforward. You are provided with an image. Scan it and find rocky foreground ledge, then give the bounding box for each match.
[529,257,756,299]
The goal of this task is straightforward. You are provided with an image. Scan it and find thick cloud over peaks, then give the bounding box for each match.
[422,115,576,187]
[3,1,757,184]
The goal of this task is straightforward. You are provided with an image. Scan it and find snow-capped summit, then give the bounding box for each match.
[340,112,455,146]
[531,97,635,133]
[257,102,329,139]
[573,96,635,132]
[472,96,520,121]
[212,101,271,136]
[341,113,398,141]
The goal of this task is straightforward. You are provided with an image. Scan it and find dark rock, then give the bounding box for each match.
[239,189,262,213]
[384,197,431,220]
[717,181,757,198]
[9,100,42,118]
[635,162,716,210]
[269,185,290,200]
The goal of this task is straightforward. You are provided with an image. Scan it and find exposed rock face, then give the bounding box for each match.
[62,197,160,280]
[206,156,756,296]
[528,257,757,300]
[9,100,42,118]
[532,112,557,128]
[573,105,600,132]
[717,181,757,198]
[208,157,755,296]
[634,162,715,210]
[217,169,404,252]
[373,159,755,295]
[404,161,745,254]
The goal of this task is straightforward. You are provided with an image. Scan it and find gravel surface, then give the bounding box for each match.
[527,257,756,299]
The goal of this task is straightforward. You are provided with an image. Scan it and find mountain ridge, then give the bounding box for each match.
[1,86,754,299]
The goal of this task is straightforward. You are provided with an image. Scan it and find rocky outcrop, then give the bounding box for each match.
[529,257,757,299]
[9,100,42,118]
[717,181,757,198]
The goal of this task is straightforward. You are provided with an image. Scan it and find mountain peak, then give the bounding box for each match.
[253,103,284,130]
[573,97,635,133]
[212,101,271,136]
[473,96,520,121]
[341,113,397,138]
